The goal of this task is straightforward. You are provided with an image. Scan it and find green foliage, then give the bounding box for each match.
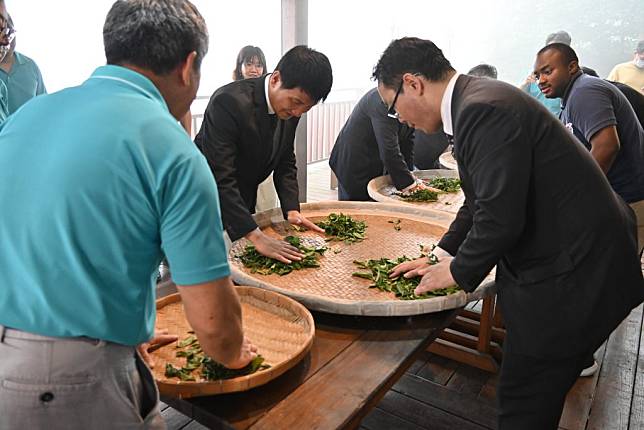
[395,189,439,202]
[352,255,460,300]
[316,213,367,243]
[425,177,462,193]
[165,335,270,382]
[239,235,326,275]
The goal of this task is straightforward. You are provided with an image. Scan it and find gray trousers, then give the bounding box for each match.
[0,325,165,429]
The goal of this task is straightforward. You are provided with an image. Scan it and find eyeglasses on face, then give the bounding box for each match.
[387,79,404,119]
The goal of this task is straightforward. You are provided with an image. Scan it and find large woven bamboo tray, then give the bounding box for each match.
[439,151,458,170]
[152,286,315,398]
[367,169,464,215]
[229,202,494,316]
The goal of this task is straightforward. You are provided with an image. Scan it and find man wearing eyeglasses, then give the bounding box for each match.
[378,37,644,430]
[0,2,46,115]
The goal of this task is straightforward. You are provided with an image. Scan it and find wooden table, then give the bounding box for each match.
[162,309,459,430]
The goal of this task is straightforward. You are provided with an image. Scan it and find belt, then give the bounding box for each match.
[0,325,102,345]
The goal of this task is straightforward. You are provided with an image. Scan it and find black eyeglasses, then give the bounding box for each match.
[387,79,404,119]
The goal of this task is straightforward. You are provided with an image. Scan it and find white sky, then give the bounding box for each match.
[7,0,639,112]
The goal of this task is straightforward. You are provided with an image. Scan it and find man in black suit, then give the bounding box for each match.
[375,37,644,429]
[329,88,421,201]
[195,46,332,263]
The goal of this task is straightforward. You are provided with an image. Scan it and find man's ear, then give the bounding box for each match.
[569,60,580,74]
[404,72,423,95]
[269,70,281,88]
[180,51,198,86]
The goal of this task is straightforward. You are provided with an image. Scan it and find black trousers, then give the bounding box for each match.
[497,347,592,430]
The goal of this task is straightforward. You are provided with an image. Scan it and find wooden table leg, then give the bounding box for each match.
[428,294,505,373]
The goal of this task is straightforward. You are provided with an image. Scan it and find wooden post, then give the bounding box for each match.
[281,0,308,202]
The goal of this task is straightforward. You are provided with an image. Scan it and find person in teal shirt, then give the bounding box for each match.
[0,11,46,114]
[0,1,256,427]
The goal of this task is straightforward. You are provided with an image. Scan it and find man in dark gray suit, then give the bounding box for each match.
[329,88,420,201]
[377,37,644,430]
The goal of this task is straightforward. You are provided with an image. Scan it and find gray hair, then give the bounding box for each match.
[103,0,208,75]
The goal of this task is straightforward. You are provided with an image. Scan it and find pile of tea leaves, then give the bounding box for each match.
[165,334,270,382]
[424,177,461,193]
[238,235,326,276]
[352,254,460,300]
[316,213,366,243]
[395,189,439,202]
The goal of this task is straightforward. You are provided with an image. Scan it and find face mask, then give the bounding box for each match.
[635,58,644,69]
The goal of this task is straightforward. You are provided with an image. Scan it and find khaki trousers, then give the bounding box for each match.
[0,326,165,429]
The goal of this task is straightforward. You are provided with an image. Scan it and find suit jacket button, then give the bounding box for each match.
[40,392,54,402]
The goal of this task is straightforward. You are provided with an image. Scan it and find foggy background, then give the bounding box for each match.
[7,0,643,105]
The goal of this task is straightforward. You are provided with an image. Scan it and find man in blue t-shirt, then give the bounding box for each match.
[519,31,572,116]
[0,1,255,428]
[534,43,644,256]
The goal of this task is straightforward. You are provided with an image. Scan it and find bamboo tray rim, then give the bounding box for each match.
[153,286,315,398]
[367,169,461,205]
[230,202,494,316]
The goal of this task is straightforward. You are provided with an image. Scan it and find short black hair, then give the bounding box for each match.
[372,37,454,89]
[103,0,208,76]
[467,64,498,79]
[637,40,644,54]
[275,45,333,103]
[545,30,571,46]
[537,43,579,65]
[233,45,267,81]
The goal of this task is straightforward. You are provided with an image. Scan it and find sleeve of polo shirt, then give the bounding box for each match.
[567,83,617,142]
[159,153,230,285]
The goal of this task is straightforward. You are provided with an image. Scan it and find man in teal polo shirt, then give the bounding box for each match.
[0,4,46,114]
[0,1,255,428]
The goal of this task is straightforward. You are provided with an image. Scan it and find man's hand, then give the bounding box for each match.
[390,246,452,279]
[390,256,431,279]
[287,210,325,233]
[223,336,258,369]
[415,258,457,296]
[246,228,303,263]
[137,329,178,368]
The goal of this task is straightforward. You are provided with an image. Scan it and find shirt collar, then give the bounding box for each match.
[560,70,583,109]
[86,65,168,112]
[440,72,460,136]
[264,73,275,115]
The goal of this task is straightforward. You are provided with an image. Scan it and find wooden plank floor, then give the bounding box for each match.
[163,162,644,429]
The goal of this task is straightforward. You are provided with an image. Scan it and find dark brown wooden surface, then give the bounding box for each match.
[163,309,459,430]
[165,302,644,430]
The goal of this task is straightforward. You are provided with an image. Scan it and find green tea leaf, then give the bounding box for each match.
[315,213,367,244]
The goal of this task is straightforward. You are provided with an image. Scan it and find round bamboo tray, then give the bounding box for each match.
[439,151,458,171]
[229,202,494,316]
[367,169,464,215]
[152,286,315,398]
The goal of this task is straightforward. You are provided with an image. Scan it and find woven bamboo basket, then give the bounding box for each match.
[367,169,464,215]
[152,286,315,398]
[439,151,458,170]
[229,202,494,316]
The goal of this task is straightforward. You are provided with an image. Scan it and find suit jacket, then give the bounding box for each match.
[194,77,300,241]
[329,88,414,201]
[413,131,450,170]
[437,75,644,359]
